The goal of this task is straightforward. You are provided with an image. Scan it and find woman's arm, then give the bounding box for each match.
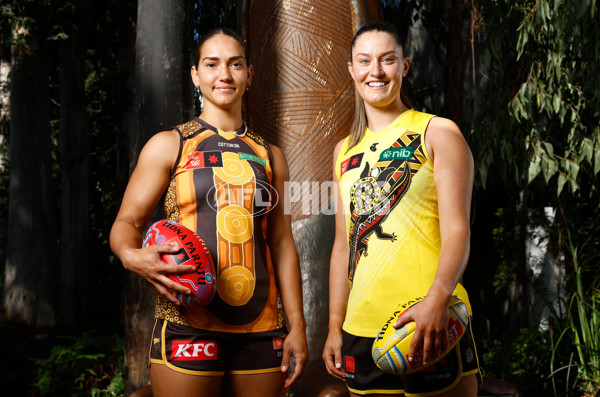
[110,130,196,305]
[394,116,474,366]
[322,139,350,380]
[266,144,308,388]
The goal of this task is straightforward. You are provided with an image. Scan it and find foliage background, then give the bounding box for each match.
[0,0,599,396]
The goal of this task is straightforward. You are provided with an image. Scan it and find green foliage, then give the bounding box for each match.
[482,327,556,393]
[474,0,600,200]
[549,225,600,396]
[32,330,124,397]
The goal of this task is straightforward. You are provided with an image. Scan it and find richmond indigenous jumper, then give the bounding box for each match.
[335,109,472,337]
[156,118,285,333]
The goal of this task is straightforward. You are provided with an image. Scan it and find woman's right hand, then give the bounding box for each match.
[322,327,345,380]
[121,241,197,305]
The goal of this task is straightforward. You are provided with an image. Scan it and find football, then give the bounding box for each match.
[371,295,469,374]
[143,219,216,307]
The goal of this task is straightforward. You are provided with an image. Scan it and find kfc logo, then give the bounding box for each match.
[171,340,217,361]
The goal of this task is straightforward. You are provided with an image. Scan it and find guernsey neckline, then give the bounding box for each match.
[195,117,247,137]
[365,108,414,137]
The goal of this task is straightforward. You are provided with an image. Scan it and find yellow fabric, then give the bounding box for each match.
[336,109,471,337]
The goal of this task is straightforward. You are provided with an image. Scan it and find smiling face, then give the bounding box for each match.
[191,34,253,112]
[348,30,410,113]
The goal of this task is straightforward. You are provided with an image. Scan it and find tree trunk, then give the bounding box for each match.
[124,0,194,393]
[2,5,59,327]
[58,5,91,329]
[444,0,468,126]
[243,0,381,395]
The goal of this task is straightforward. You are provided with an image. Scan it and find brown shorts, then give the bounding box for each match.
[149,318,288,375]
[342,324,481,395]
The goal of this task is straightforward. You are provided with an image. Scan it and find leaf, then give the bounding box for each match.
[557,173,567,196]
[547,158,559,183]
[516,29,529,60]
[543,142,554,157]
[528,154,542,183]
[48,32,69,41]
[553,95,561,114]
[582,138,593,163]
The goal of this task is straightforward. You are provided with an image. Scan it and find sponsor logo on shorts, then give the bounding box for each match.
[272,336,285,350]
[170,340,217,361]
[340,153,364,177]
[465,347,474,364]
[424,372,453,381]
[344,355,355,373]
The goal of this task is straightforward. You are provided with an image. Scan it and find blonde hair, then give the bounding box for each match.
[346,22,412,152]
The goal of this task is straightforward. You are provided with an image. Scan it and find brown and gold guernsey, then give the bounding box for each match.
[156,118,286,333]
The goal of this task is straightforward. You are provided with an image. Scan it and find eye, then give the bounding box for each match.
[358,58,370,65]
[205,62,217,68]
[382,56,396,64]
[230,62,243,69]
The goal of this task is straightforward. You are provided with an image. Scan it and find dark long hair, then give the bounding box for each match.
[193,27,249,67]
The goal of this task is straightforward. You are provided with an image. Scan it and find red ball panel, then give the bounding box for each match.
[143,219,216,306]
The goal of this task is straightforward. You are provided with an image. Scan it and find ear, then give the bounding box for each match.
[191,66,200,87]
[402,57,410,77]
[347,61,355,80]
[247,64,254,86]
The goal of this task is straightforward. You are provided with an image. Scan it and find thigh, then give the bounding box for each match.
[228,327,288,372]
[221,372,286,397]
[435,373,479,397]
[150,363,223,397]
[342,331,405,395]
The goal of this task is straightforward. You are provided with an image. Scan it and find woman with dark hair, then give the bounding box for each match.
[110,28,308,397]
[323,22,481,396]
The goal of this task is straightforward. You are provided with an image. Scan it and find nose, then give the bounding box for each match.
[218,64,232,81]
[370,61,384,77]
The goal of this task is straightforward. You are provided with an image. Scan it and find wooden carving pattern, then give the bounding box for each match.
[246,0,360,219]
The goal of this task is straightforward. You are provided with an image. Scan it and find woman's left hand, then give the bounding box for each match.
[392,294,449,366]
[281,327,309,388]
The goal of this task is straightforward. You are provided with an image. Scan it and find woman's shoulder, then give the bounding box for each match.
[144,129,180,150]
[425,116,471,161]
[139,129,180,167]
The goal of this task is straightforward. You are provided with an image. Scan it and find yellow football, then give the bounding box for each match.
[371,296,469,374]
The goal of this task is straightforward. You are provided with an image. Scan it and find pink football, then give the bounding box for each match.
[143,219,216,307]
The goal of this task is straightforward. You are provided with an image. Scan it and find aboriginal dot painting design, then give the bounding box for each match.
[213,152,257,306]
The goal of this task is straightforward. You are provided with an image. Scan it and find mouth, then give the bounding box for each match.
[367,81,389,88]
[215,86,236,92]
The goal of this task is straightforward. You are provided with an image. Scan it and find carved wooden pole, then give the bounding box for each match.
[242,1,381,394]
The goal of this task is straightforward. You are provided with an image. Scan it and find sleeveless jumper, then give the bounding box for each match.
[335,109,471,337]
[155,118,285,333]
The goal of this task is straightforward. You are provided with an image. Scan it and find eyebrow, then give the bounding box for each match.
[355,50,398,58]
[201,55,246,63]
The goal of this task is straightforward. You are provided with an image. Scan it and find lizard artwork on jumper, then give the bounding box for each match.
[347,131,428,285]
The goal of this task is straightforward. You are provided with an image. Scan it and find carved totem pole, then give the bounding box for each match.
[241,1,381,394]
